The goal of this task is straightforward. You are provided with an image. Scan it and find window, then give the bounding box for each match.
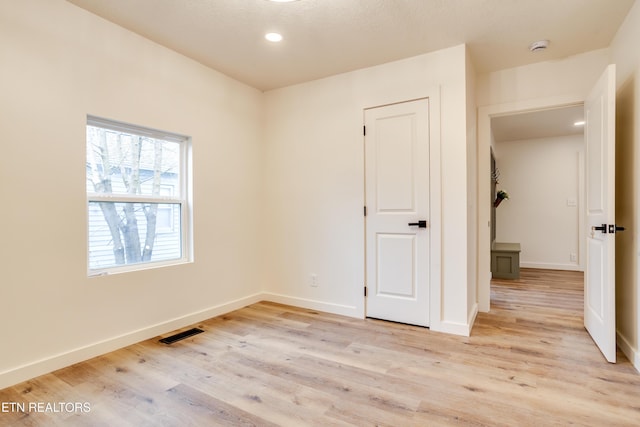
[86,116,190,274]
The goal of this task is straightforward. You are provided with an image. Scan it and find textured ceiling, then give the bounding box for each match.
[66,0,634,91]
[492,105,585,142]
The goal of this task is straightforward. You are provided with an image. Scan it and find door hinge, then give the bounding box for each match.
[363,125,366,136]
[364,286,367,297]
[364,206,367,216]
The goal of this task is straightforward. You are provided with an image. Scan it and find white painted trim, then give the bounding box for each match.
[577,150,586,272]
[433,302,477,337]
[520,262,583,271]
[468,303,479,335]
[617,330,640,373]
[477,105,492,313]
[436,319,473,337]
[262,293,360,318]
[428,87,443,331]
[0,293,263,390]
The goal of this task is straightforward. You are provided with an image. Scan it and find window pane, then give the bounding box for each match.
[88,202,182,270]
[86,126,180,197]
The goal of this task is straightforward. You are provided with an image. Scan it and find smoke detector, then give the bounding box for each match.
[529,40,550,52]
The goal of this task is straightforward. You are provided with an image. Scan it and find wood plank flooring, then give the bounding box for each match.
[2,268,640,426]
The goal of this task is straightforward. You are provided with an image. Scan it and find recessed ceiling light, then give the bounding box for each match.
[574,120,585,126]
[265,32,283,42]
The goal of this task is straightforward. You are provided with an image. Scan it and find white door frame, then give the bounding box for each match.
[361,91,443,330]
[477,94,586,313]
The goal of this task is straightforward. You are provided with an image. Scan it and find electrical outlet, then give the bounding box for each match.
[570,253,577,262]
[310,273,318,287]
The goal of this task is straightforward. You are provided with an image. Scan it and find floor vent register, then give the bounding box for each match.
[159,327,204,344]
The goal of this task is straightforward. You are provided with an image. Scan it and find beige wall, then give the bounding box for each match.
[476,49,610,107]
[610,0,640,371]
[494,135,584,270]
[0,0,265,388]
[263,45,475,335]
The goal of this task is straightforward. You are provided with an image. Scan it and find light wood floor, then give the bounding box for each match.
[2,269,640,426]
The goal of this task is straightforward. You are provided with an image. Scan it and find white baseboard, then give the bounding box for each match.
[520,262,583,271]
[0,293,264,390]
[467,303,479,335]
[0,292,477,389]
[432,304,477,337]
[261,292,361,319]
[617,330,640,373]
[433,320,473,337]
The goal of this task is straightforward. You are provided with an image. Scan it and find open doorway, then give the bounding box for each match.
[480,65,618,363]
[489,105,585,274]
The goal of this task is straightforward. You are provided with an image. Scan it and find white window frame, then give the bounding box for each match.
[86,115,192,276]
[156,185,177,234]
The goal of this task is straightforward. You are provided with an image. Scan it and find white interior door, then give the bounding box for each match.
[584,64,617,363]
[364,99,430,326]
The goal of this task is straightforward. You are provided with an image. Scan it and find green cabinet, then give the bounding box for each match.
[491,242,521,279]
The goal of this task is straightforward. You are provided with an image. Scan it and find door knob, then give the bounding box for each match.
[408,220,427,228]
[591,224,626,234]
[609,224,626,233]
